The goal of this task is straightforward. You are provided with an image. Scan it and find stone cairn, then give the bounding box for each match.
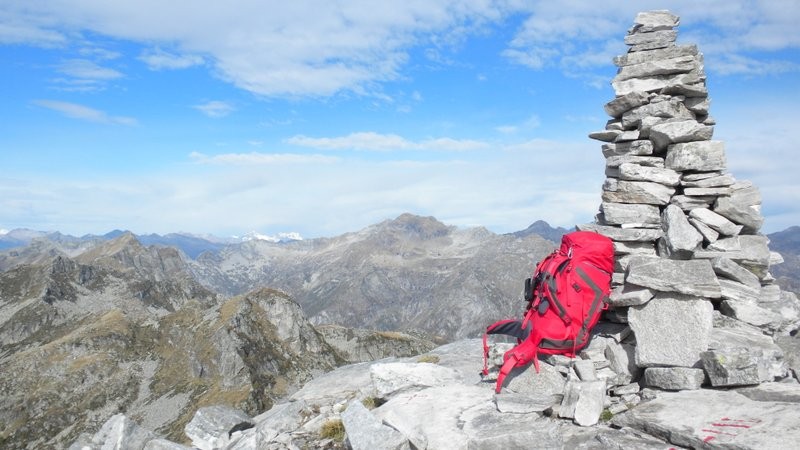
[577,10,800,390]
[523,9,800,422]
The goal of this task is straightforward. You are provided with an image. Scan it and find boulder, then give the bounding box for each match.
[701,348,761,387]
[184,405,253,450]
[341,400,410,450]
[709,327,787,381]
[612,389,800,449]
[628,293,713,367]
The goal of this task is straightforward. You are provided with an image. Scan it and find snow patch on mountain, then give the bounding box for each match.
[236,231,303,243]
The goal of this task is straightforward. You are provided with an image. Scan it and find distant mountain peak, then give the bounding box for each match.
[238,230,303,243]
[381,213,452,239]
[510,220,570,242]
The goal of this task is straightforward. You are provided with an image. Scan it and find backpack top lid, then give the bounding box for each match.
[559,231,614,274]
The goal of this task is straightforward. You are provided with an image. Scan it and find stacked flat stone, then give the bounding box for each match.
[579,10,800,391]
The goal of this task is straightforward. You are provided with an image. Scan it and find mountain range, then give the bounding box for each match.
[1,213,799,448]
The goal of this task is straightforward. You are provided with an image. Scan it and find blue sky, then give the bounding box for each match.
[1,1,799,238]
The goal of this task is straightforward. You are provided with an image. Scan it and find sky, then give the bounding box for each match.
[1,0,799,239]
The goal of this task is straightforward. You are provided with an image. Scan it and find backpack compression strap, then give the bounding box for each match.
[482,319,530,376]
[494,336,540,393]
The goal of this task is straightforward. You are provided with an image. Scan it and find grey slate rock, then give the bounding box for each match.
[577,223,663,242]
[719,278,761,303]
[618,163,681,186]
[609,284,654,307]
[614,55,699,83]
[602,202,661,225]
[604,91,650,118]
[689,207,743,236]
[602,180,675,205]
[612,71,704,96]
[682,173,735,187]
[709,326,787,381]
[184,405,253,450]
[719,300,783,332]
[612,389,800,449]
[623,29,678,47]
[712,257,761,289]
[701,348,761,387]
[736,382,800,403]
[614,44,698,67]
[661,204,703,258]
[502,359,567,397]
[775,334,800,380]
[665,140,726,172]
[494,392,561,414]
[370,362,463,399]
[602,139,654,157]
[633,10,680,31]
[621,98,694,129]
[649,120,714,151]
[559,380,606,426]
[643,367,705,390]
[341,400,410,450]
[715,196,765,232]
[605,154,665,168]
[84,414,160,450]
[689,217,720,243]
[628,293,713,367]
[625,257,721,298]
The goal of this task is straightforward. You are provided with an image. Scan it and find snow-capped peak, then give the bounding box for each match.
[0,229,8,236]
[237,231,303,243]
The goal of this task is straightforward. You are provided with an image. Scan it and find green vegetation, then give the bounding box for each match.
[319,418,346,442]
[361,396,386,410]
[599,409,614,422]
[416,354,440,364]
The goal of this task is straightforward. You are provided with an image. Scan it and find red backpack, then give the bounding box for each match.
[483,231,614,393]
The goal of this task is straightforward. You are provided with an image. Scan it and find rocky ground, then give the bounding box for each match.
[73,335,800,450]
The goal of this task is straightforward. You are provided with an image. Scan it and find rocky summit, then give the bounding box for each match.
[65,10,800,450]
[0,232,435,449]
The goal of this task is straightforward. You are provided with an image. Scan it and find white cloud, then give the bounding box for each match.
[32,99,137,125]
[285,131,489,152]
[1,0,514,98]
[193,100,235,118]
[139,47,204,70]
[58,58,123,80]
[189,151,339,165]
